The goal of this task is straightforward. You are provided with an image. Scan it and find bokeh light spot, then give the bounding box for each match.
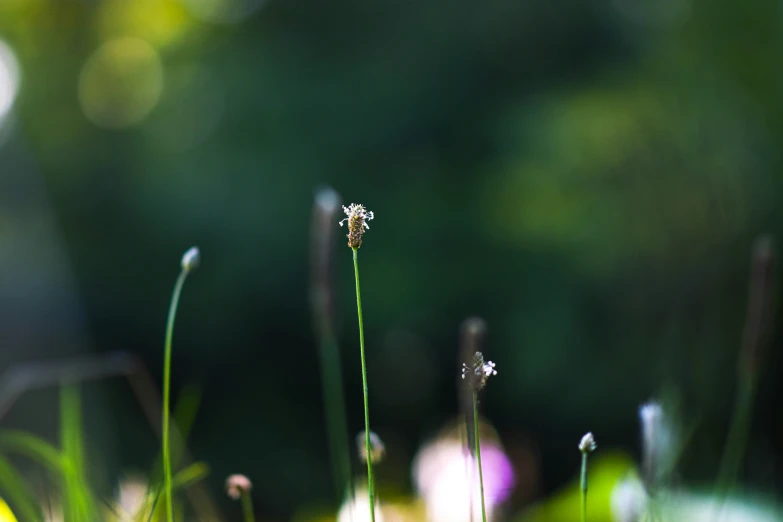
[0,39,21,125]
[97,0,192,48]
[78,38,164,129]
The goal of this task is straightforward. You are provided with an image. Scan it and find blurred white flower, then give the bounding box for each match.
[110,476,149,521]
[337,488,383,522]
[639,400,675,490]
[610,475,648,522]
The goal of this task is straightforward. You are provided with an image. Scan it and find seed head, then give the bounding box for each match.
[225,474,252,500]
[181,246,200,273]
[579,432,597,453]
[356,430,386,464]
[339,203,374,249]
[461,351,497,391]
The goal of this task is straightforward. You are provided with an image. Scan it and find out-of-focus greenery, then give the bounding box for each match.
[0,0,782,519]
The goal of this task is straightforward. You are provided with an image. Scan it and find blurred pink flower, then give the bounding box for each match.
[412,430,515,522]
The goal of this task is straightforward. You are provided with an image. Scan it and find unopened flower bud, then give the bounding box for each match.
[579,432,597,453]
[181,247,200,273]
[225,474,252,500]
[357,430,386,464]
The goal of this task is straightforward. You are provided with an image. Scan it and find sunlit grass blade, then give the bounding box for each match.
[0,454,43,522]
[0,431,63,474]
[137,388,204,521]
[171,462,210,490]
[139,462,210,522]
[148,386,203,488]
[169,385,202,468]
[60,384,97,522]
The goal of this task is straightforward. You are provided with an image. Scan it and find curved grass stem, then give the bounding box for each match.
[162,270,189,522]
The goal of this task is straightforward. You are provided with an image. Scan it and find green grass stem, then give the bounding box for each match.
[716,373,757,498]
[352,247,375,522]
[162,270,189,522]
[473,391,487,522]
[241,491,255,522]
[580,452,588,522]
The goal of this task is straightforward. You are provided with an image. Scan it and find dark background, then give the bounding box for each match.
[0,0,782,519]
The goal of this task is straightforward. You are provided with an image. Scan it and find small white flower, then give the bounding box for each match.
[462,352,496,390]
[579,432,597,453]
[339,203,374,229]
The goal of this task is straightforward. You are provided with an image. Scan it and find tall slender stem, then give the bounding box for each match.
[716,373,756,497]
[241,491,255,522]
[318,334,353,503]
[473,391,487,522]
[163,271,188,522]
[352,247,375,522]
[580,452,588,522]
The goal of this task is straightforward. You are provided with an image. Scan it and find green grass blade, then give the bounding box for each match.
[0,453,43,522]
[141,462,210,522]
[60,384,97,522]
[171,462,209,490]
[0,430,63,474]
[136,387,203,521]
[169,385,202,470]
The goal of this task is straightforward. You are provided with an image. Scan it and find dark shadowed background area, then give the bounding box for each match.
[0,0,782,520]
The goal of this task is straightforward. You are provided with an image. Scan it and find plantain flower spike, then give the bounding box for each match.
[226,474,252,500]
[461,351,497,391]
[339,203,374,249]
[579,432,597,454]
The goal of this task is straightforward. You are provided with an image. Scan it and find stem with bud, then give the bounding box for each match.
[162,249,198,522]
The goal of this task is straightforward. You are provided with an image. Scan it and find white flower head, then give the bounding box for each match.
[339,203,374,248]
[579,432,597,453]
[462,352,497,391]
